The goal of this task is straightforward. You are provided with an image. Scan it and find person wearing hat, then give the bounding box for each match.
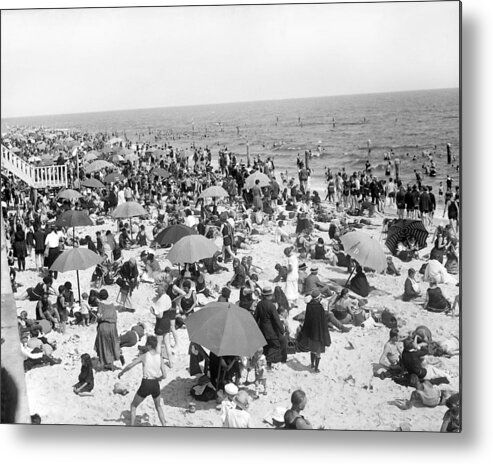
[283,246,299,308]
[297,290,331,373]
[222,390,253,428]
[254,286,285,368]
[219,383,238,424]
[303,266,333,298]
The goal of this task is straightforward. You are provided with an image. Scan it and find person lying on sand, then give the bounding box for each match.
[393,374,455,410]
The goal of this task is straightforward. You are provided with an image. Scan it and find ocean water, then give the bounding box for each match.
[1,88,459,192]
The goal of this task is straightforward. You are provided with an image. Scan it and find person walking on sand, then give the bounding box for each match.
[118,335,167,426]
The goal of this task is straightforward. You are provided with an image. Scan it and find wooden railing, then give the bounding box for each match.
[1,144,67,188]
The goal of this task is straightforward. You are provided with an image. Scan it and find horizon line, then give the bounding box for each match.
[1,86,458,121]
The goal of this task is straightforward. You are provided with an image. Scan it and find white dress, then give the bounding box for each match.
[285,254,299,301]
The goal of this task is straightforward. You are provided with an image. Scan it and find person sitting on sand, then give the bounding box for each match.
[394,374,454,410]
[403,268,421,302]
[330,288,356,324]
[274,220,290,244]
[378,329,402,373]
[35,292,61,330]
[17,311,42,336]
[222,390,253,428]
[303,266,333,298]
[349,266,370,298]
[386,255,401,276]
[15,275,57,301]
[227,258,246,289]
[423,279,451,313]
[440,392,461,432]
[117,335,167,426]
[73,353,94,396]
[273,263,288,283]
[401,338,450,381]
[284,390,313,430]
[135,224,147,247]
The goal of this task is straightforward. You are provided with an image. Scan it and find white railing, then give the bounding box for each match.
[1,144,67,188]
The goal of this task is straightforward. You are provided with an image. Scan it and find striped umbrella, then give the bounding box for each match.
[385,219,429,255]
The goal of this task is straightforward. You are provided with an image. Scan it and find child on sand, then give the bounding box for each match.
[79,292,90,326]
[73,353,94,396]
[249,349,267,397]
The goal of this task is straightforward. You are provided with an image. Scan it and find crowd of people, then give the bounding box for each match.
[1,126,460,431]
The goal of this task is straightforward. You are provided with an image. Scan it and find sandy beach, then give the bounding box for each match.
[11,187,459,430]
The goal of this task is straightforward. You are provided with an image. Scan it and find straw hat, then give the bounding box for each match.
[262,286,273,296]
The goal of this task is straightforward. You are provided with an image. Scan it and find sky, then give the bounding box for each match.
[1,1,460,118]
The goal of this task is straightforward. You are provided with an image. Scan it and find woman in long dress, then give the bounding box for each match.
[283,247,299,308]
[94,289,121,370]
[251,179,263,210]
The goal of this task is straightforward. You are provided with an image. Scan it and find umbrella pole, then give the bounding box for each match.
[73,227,75,245]
[130,217,133,240]
[344,263,356,288]
[76,269,81,303]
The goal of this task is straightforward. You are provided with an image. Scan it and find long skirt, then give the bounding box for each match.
[94,322,120,365]
[263,338,282,364]
[285,278,298,301]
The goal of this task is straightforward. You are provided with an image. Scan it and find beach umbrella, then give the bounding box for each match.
[244,171,271,190]
[83,151,100,162]
[85,159,115,173]
[110,154,125,163]
[385,219,429,255]
[186,302,266,357]
[101,146,116,154]
[50,246,103,302]
[111,201,148,238]
[166,235,219,265]
[54,209,94,242]
[57,189,83,201]
[340,231,386,273]
[153,149,166,157]
[80,178,105,189]
[108,137,123,145]
[145,147,156,154]
[124,153,139,163]
[120,147,134,155]
[154,224,197,246]
[151,167,169,179]
[65,140,79,148]
[199,186,229,199]
[112,201,147,219]
[104,172,123,184]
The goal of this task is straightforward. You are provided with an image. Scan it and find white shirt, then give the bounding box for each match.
[151,293,172,317]
[140,351,162,379]
[223,408,253,428]
[45,231,60,248]
[184,215,197,228]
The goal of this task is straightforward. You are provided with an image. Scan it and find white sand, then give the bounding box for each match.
[15,199,459,430]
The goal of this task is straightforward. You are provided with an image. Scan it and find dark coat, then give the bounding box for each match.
[299,299,331,351]
[254,298,284,340]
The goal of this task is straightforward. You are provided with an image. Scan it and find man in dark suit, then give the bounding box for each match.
[254,286,285,367]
